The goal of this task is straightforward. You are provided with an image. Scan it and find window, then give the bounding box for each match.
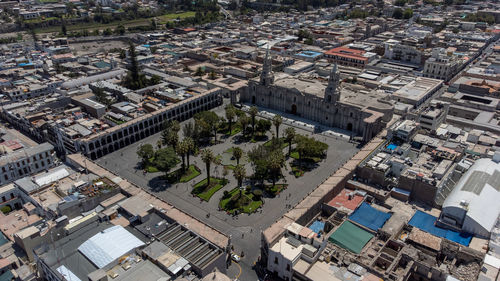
[286,264,290,271]
[327,95,331,102]
[293,97,296,102]
[274,257,278,264]
[10,193,14,199]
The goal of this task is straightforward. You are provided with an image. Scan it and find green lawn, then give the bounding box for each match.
[33,11,195,34]
[218,124,241,136]
[224,164,236,170]
[157,11,196,24]
[164,165,200,183]
[289,150,322,163]
[265,184,288,195]
[192,178,228,201]
[219,188,262,214]
[144,157,180,173]
[145,165,159,173]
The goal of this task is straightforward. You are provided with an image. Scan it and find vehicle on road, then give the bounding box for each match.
[231,254,241,262]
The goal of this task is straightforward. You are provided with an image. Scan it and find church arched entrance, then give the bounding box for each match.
[252,96,256,104]
[291,104,297,115]
[347,123,353,131]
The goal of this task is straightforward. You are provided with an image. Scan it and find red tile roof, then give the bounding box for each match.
[324,47,368,61]
[327,189,364,211]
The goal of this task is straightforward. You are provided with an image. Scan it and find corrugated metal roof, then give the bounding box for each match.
[56,265,81,281]
[442,158,500,236]
[78,225,145,268]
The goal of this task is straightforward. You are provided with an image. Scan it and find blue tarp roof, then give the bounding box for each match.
[349,202,391,231]
[309,221,325,234]
[408,210,472,246]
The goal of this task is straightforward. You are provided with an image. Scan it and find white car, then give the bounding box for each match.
[231,254,241,262]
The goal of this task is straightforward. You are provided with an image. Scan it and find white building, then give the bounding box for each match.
[267,222,326,281]
[418,103,448,132]
[0,143,56,186]
[384,40,423,65]
[438,156,500,238]
[423,48,460,81]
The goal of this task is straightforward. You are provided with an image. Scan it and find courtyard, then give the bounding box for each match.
[95,101,359,280]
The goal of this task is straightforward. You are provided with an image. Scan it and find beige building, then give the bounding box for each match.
[241,50,394,142]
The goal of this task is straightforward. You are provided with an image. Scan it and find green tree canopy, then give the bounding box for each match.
[155,147,179,175]
[295,135,328,160]
[137,144,154,164]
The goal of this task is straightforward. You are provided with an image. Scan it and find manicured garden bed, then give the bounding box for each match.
[289,150,322,163]
[219,188,262,214]
[144,157,180,173]
[192,178,228,201]
[164,165,201,183]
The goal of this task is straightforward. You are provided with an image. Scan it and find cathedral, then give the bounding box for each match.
[240,49,394,142]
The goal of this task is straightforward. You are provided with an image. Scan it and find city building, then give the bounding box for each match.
[241,51,393,142]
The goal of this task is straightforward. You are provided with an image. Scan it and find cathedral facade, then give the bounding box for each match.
[240,50,394,142]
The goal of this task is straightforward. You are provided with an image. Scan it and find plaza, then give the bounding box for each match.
[95,102,360,280]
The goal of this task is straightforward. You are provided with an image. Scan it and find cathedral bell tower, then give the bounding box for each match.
[324,63,340,103]
[260,47,274,86]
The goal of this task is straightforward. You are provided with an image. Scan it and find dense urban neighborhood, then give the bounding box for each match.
[0,0,499,280]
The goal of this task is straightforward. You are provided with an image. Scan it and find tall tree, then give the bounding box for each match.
[272,115,282,138]
[183,122,197,139]
[232,147,243,165]
[200,149,218,186]
[239,115,250,136]
[225,104,236,134]
[176,140,189,172]
[137,144,154,166]
[184,137,196,168]
[255,119,271,136]
[284,127,296,156]
[268,150,285,187]
[162,130,179,148]
[233,164,246,195]
[249,106,258,136]
[164,120,180,133]
[194,111,220,143]
[128,42,140,86]
[155,147,179,176]
[61,20,67,35]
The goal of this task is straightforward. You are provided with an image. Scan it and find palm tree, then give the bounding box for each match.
[184,137,195,168]
[176,141,189,172]
[268,151,284,187]
[284,127,296,156]
[232,147,243,165]
[162,130,178,148]
[233,164,246,196]
[239,115,250,136]
[225,105,236,135]
[272,115,282,139]
[249,106,258,136]
[164,120,180,133]
[200,149,218,186]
